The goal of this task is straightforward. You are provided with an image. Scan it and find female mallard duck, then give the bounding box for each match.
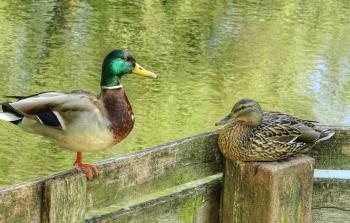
[215,98,335,161]
[0,49,157,179]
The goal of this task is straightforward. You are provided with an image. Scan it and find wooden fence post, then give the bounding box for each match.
[221,155,314,223]
[41,173,87,223]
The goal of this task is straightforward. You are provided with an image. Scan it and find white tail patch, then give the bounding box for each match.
[318,131,335,142]
[0,112,22,122]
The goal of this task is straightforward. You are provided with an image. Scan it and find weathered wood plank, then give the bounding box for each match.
[0,131,222,222]
[84,169,350,223]
[310,126,350,169]
[85,131,222,210]
[42,174,87,223]
[312,208,350,223]
[0,126,349,223]
[85,174,222,223]
[221,155,314,223]
[0,182,43,223]
[312,169,350,223]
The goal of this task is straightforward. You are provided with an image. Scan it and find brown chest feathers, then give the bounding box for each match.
[101,88,134,143]
[218,122,255,161]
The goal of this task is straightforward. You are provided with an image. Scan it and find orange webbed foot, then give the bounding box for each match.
[74,162,100,180]
[74,152,100,180]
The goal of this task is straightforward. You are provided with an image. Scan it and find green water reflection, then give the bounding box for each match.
[1,0,350,186]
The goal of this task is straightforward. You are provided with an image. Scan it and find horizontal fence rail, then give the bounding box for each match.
[0,126,349,223]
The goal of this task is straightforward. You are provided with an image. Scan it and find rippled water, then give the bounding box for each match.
[0,0,350,186]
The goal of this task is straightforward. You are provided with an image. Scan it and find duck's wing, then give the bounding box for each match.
[250,123,308,161]
[251,136,307,161]
[256,122,302,143]
[263,111,318,128]
[3,91,101,129]
[262,111,334,143]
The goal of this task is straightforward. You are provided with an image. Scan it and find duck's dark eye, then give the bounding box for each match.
[124,56,128,61]
[233,105,247,113]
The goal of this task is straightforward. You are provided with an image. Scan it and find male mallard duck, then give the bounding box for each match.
[0,49,157,179]
[215,98,335,161]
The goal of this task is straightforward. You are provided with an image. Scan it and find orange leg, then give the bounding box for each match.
[73,152,99,180]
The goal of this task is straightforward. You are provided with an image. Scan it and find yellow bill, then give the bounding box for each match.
[132,63,157,78]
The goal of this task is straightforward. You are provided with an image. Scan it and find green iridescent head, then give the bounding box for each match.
[100,49,157,87]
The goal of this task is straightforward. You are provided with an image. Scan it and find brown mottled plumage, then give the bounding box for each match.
[216,99,335,161]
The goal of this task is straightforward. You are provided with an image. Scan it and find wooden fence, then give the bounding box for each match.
[0,126,349,222]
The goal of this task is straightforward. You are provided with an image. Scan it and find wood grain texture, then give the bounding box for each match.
[0,181,43,223]
[221,155,314,223]
[0,131,222,222]
[42,174,86,223]
[85,131,222,210]
[85,174,222,223]
[0,126,349,223]
[312,176,350,222]
[310,126,350,169]
[312,208,350,223]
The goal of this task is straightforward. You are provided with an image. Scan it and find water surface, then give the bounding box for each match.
[1,0,350,186]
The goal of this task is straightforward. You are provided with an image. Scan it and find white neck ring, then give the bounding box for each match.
[101,85,123,90]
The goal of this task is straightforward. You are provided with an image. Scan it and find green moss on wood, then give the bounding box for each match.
[1,126,350,223]
[86,132,222,211]
[310,128,350,169]
[86,174,222,223]
[178,196,202,222]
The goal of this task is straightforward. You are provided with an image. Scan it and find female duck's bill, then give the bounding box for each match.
[215,98,335,161]
[215,114,232,126]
